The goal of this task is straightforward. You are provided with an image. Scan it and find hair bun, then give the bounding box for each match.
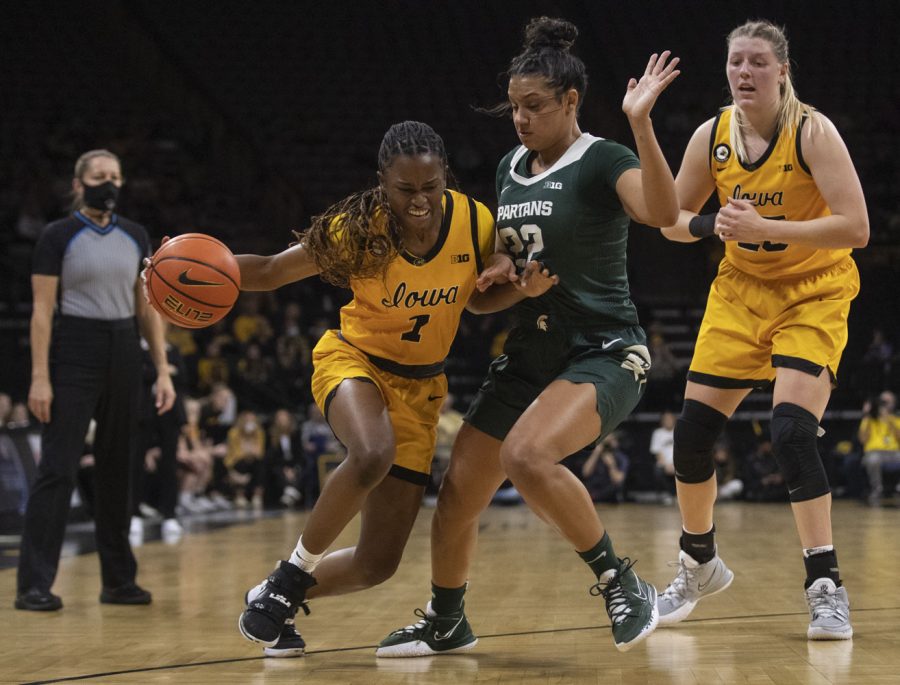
[523,16,578,52]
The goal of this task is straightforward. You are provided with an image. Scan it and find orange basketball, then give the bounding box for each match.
[146,233,241,328]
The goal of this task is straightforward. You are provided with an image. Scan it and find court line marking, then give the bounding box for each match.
[22,606,898,684]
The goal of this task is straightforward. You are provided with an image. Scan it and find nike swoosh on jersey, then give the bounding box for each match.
[602,338,623,350]
[178,269,224,287]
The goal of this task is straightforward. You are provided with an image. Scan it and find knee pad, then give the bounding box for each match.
[770,403,830,502]
[673,400,728,483]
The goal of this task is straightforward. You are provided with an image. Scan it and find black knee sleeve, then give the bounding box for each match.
[770,403,830,502]
[673,400,729,483]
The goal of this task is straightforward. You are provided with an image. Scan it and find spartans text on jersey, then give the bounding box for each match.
[497,200,553,221]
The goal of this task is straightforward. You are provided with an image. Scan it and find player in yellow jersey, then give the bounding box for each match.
[229,121,556,657]
[655,21,869,640]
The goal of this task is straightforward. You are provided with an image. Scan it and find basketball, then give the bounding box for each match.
[145,233,241,328]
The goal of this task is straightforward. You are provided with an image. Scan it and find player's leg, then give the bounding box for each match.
[657,381,746,626]
[262,471,425,657]
[240,378,395,647]
[498,374,657,652]
[772,366,851,640]
[376,423,506,657]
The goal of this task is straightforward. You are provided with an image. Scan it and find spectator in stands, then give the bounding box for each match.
[713,443,743,501]
[0,393,12,427]
[860,328,894,396]
[176,398,217,512]
[232,294,274,346]
[196,339,230,395]
[16,149,175,612]
[651,411,677,504]
[225,410,266,508]
[742,438,786,502]
[582,433,629,504]
[263,408,304,508]
[654,20,868,638]
[201,383,237,508]
[858,391,900,506]
[645,328,684,409]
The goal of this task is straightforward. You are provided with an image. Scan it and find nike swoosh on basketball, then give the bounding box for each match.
[178,269,223,287]
[433,614,465,641]
[602,338,623,350]
[428,395,444,401]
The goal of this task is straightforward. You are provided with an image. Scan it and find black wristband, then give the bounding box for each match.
[688,213,717,239]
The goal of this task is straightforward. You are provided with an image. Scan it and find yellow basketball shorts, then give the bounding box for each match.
[688,257,859,388]
[310,329,447,483]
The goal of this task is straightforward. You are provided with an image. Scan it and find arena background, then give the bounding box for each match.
[1,0,898,516]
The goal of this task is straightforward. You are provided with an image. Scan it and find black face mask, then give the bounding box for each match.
[81,181,120,212]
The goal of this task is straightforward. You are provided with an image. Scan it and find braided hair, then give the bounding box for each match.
[298,121,449,288]
[484,17,588,117]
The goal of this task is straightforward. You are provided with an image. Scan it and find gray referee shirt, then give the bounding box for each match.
[31,211,151,320]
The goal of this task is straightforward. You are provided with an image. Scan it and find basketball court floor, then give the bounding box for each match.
[2,500,898,683]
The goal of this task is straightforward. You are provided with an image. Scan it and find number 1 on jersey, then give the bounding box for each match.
[401,314,431,342]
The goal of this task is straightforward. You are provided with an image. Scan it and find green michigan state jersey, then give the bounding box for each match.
[496,133,641,330]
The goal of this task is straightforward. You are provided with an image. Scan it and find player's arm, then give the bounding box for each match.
[716,115,869,248]
[616,50,680,228]
[466,259,558,314]
[659,118,718,243]
[27,275,58,423]
[236,242,320,291]
[135,277,176,413]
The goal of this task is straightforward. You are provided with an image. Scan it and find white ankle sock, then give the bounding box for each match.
[289,536,325,572]
[803,544,834,558]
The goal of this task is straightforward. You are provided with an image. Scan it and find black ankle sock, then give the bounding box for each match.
[804,550,841,589]
[577,532,618,579]
[430,582,466,615]
[680,526,716,564]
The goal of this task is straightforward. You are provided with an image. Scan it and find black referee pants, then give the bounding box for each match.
[18,316,142,593]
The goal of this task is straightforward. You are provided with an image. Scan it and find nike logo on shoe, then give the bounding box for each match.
[178,269,223,286]
[697,570,718,592]
[433,614,465,641]
[585,551,608,564]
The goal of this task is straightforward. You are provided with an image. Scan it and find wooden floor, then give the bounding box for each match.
[2,500,899,684]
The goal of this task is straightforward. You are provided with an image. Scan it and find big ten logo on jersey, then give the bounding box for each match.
[451,253,470,264]
[543,180,563,190]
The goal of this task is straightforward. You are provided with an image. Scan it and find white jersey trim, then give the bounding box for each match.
[507,133,603,186]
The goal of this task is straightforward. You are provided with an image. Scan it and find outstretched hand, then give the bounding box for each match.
[622,50,681,120]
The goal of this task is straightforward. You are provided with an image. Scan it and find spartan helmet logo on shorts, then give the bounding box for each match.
[714,143,731,163]
[536,314,549,332]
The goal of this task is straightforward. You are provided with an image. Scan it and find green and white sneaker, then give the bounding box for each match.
[806,578,852,640]
[657,551,734,626]
[591,557,659,652]
[375,601,478,657]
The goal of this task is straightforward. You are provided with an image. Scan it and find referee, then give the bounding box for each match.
[15,149,175,611]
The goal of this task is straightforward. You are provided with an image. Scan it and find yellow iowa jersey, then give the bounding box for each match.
[340,190,495,365]
[710,106,851,280]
